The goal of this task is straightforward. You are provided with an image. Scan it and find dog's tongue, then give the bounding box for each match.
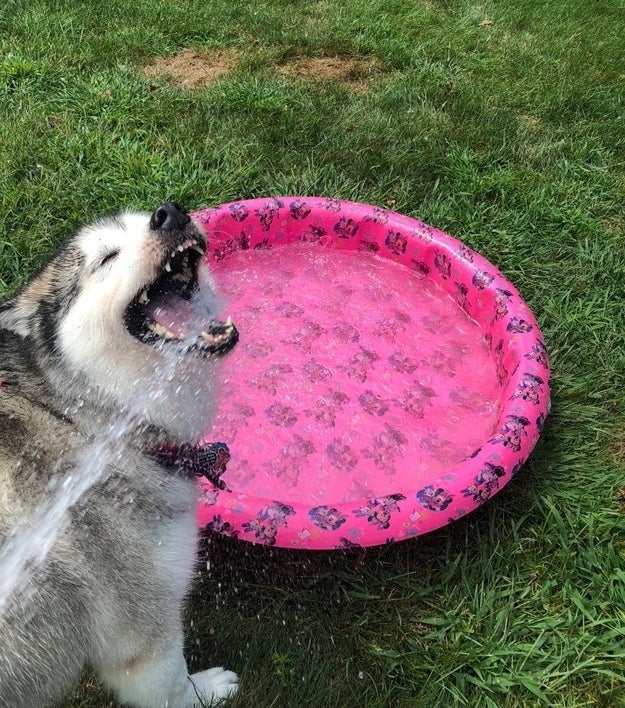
[145,294,208,337]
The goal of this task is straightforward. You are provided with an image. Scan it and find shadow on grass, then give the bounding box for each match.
[185,476,536,708]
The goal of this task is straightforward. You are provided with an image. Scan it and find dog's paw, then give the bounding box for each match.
[188,667,238,705]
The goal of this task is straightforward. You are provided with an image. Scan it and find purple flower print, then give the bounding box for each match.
[511,373,544,404]
[301,359,332,383]
[242,501,295,545]
[507,317,534,334]
[434,251,451,279]
[456,244,474,262]
[255,198,284,230]
[411,259,431,275]
[252,363,293,395]
[416,485,453,512]
[358,390,390,417]
[332,322,360,343]
[472,270,494,290]
[309,506,347,530]
[318,198,342,212]
[300,225,327,243]
[492,415,530,452]
[525,341,548,368]
[353,494,406,529]
[343,347,380,383]
[306,390,349,427]
[228,203,250,222]
[326,438,358,472]
[291,321,325,353]
[289,199,311,220]
[361,424,407,473]
[206,516,239,538]
[276,301,305,318]
[334,217,359,239]
[388,353,418,374]
[495,289,513,319]
[265,404,298,428]
[359,240,380,253]
[385,230,407,255]
[461,463,505,503]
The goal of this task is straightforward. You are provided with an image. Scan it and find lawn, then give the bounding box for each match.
[1,0,624,706]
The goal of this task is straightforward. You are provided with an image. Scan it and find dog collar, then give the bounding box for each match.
[149,441,231,490]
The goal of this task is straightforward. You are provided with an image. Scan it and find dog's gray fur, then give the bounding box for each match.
[0,205,238,707]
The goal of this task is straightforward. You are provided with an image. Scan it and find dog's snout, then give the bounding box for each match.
[150,202,191,232]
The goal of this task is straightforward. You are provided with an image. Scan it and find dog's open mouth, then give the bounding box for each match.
[124,235,238,357]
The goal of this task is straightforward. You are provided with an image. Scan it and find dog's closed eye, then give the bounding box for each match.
[97,249,120,269]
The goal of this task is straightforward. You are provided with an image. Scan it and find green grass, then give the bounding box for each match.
[2,0,624,705]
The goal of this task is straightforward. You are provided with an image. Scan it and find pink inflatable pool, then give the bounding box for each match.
[191,198,550,549]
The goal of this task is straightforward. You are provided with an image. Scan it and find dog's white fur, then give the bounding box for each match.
[58,213,221,440]
[0,207,238,706]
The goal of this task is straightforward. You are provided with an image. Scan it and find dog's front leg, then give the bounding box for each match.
[97,633,238,707]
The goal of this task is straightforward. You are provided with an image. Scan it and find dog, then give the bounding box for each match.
[0,203,240,707]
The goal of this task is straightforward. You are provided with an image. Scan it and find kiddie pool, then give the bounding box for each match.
[191,198,550,550]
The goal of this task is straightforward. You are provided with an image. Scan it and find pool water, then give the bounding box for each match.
[206,242,501,505]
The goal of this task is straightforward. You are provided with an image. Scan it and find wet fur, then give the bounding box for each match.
[0,210,238,706]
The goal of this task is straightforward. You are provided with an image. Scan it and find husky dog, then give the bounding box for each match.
[0,203,239,707]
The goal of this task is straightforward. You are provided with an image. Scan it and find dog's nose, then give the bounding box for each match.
[150,202,191,232]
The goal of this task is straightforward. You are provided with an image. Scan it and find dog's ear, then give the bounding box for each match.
[0,241,82,338]
[0,294,39,336]
[0,263,60,337]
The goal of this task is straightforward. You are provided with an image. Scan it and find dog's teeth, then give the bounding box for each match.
[148,322,184,340]
[191,244,205,255]
[148,322,166,336]
[177,244,186,252]
[139,289,149,305]
[201,331,218,344]
[164,260,172,272]
[225,316,233,327]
